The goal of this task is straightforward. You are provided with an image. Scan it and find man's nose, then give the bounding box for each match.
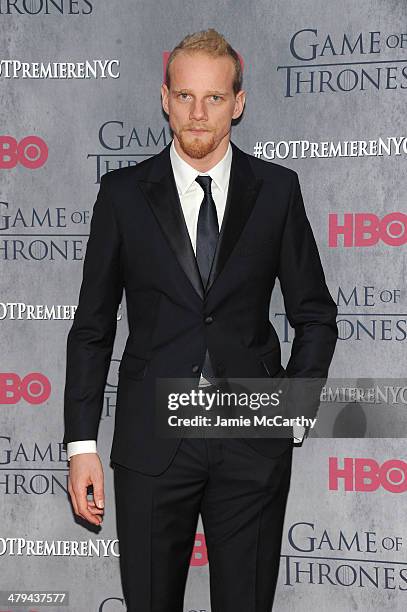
[189,100,207,120]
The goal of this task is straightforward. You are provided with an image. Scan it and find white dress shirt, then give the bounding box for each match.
[67,139,303,460]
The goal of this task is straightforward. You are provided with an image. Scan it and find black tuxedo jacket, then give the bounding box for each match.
[63,140,338,474]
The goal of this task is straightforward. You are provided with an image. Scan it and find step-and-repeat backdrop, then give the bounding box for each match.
[1,1,406,611]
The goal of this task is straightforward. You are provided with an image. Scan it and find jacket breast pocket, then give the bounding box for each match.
[118,355,149,380]
[238,238,273,257]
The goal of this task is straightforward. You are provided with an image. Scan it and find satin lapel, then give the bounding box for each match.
[206,142,263,295]
[137,153,205,300]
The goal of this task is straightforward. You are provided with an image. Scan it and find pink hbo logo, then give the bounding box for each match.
[329,457,407,493]
[0,135,48,169]
[0,372,50,404]
[328,213,407,247]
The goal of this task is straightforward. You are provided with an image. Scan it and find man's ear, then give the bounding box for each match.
[232,89,246,120]
[161,83,169,115]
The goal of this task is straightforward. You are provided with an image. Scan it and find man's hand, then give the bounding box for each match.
[68,453,105,526]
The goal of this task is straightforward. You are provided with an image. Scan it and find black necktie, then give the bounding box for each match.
[195,174,219,382]
[195,175,219,288]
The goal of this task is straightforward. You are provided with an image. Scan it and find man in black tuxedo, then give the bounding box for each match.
[63,28,338,612]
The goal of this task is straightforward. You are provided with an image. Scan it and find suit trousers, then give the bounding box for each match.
[113,436,293,612]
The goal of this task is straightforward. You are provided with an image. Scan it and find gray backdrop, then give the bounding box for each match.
[1,1,406,610]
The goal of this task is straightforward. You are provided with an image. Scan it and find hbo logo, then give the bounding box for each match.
[0,135,48,169]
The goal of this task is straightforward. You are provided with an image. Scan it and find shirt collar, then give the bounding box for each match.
[170,138,232,195]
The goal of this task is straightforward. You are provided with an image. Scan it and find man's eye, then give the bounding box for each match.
[178,93,190,100]
[211,95,222,101]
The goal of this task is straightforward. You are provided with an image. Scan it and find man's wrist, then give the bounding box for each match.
[66,440,97,460]
[292,424,306,442]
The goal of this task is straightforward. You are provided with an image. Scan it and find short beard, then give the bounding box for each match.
[177,130,217,159]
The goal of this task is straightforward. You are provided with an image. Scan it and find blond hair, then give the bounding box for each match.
[166,28,242,95]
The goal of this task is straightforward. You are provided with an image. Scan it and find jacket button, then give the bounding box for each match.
[204,315,214,324]
[192,364,200,373]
